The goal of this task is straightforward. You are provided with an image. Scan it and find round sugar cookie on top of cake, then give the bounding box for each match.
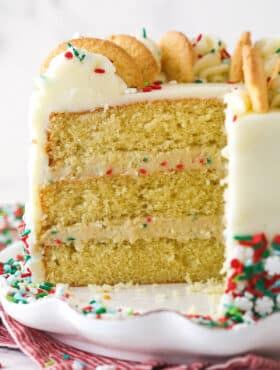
[108,34,161,84]
[160,31,194,82]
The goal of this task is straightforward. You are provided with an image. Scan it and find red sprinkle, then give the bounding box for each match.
[221,48,231,59]
[21,272,32,278]
[267,76,271,84]
[16,255,24,261]
[196,33,203,42]
[227,80,237,84]
[139,168,147,175]
[153,80,162,85]
[146,216,152,223]
[83,306,92,312]
[64,51,73,59]
[151,84,162,90]
[233,114,237,122]
[176,163,184,170]
[198,54,203,59]
[106,168,113,175]
[160,161,167,167]
[143,86,153,92]
[273,235,280,245]
[14,208,23,218]
[94,68,106,74]
[199,157,205,164]
[54,239,62,245]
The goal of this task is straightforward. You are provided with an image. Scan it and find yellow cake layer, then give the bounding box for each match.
[40,170,225,232]
[47,99,226,171]
[43,237,224,286]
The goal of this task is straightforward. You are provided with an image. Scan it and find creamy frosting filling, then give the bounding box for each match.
[41,215,224,246]
[50,146,225,180]
[192,34,230,82]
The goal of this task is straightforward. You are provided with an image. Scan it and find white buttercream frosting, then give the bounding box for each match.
[255,38,280,108]
[224,87,251,116]
[192,34,230,82]
[225,111,280,268]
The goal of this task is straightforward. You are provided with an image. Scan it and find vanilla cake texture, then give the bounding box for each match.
[26,29,280,315]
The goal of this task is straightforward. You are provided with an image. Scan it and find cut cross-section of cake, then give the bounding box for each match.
[26,30,280,324]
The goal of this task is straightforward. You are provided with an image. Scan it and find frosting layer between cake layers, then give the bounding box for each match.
[27,47,234,285]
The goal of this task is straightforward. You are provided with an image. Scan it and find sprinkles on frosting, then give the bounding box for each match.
[66,42,86,62]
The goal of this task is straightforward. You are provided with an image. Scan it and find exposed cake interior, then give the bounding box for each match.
[37,97,227,285]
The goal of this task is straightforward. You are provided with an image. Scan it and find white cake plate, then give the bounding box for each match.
[0,243,280,364]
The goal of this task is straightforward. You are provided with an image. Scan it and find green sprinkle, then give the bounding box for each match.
[39,281,55,291]
[44,360,55,367]
[127,308,134,316]
[234,235,252,241]
[73,48,79,57]
[218,40,222,47]
[66,236,75,241]
[143,223,148,229]
[142,27,147,39]
[44,281,55,287]
[79,54,86,61]
[36,292,47,299]
[7,258,15,265]
[62,354,70,360]
[143,157,149,162]
[206,157,212,164]
[144,81,149,86]
[275,48,280,53]
[24,255,31,263]
[95,306,106,314]
[67,42,72,48]
[195,79,203,83]
[50,230,57,235]
[262,250,270,258]
[6,295,18,303]
[21,229,31,237]
[89,299,96,304]
[1,228,9,235]
[210,48,216,53]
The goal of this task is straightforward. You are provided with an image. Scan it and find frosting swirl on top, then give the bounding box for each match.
[192,34,230,82]
[34,45,127,115]
[255,38,280,108]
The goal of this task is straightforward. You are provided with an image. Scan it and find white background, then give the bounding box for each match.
[0,0,279,203]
